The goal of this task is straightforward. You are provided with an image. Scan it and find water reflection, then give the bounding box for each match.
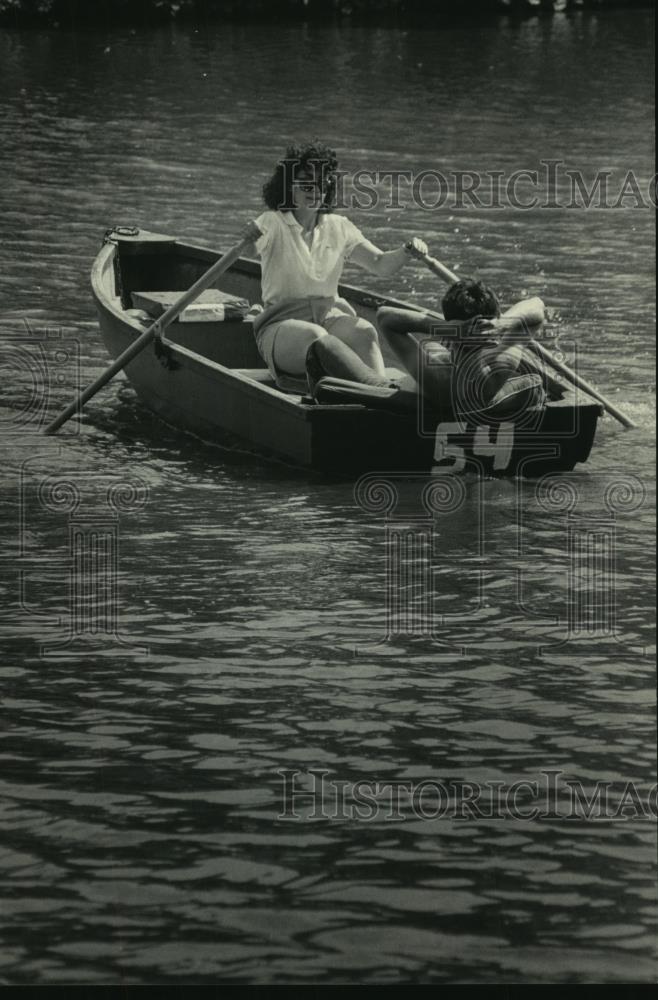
[0,8,655,985]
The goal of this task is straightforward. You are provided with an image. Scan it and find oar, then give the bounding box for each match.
[44,234,253,435]
[416,251,637,430]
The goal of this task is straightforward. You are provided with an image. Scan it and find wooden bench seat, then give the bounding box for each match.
[234,368,276,386]
[126,291,263,369]
[131,289,250,320]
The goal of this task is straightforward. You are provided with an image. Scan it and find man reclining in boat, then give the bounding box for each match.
[240,140,429,393]
[376,278,563,418]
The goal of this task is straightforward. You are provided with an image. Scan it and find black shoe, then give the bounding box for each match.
[305,341,399,395]
[305,341,328,395]
[312,376,419,413]
[275,372,310,394]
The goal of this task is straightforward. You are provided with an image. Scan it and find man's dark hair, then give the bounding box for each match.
[441,279,501,321]
[262,141,339,213]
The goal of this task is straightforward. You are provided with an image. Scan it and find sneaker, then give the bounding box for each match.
[455,374,544,421]
[484,374,546,418]
[543,374,566,400]
[489,373,544,406]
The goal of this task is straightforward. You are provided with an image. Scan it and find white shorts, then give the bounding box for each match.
[256,298,358,377]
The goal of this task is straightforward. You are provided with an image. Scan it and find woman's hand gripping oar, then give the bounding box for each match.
[44,224,261,435]
[407,245,637,430]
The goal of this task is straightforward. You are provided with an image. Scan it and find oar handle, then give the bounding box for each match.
[44,237,251,435]
[414,251,637,430]
[417,252,459,284]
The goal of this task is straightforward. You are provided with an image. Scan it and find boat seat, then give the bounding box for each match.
[125,292,263,368]
[131,289,250,321]
[234,368,309,401]
[234,368,277,386]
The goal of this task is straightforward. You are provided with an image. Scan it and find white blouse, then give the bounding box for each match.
[254,210,379,307]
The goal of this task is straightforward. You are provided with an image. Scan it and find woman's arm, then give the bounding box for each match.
[237,219,264,257]
[350,237,428,278]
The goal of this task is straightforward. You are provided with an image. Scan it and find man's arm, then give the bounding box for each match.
[376,306,449,338]
[377,307,497,349]
[378,297,545,345]
[500,296,545,323]
[376,307,454,388]
[494,296,545,344]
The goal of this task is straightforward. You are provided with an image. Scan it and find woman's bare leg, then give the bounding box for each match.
[326,316,387,377]
[265,318,392,387]
[267,319,327,375]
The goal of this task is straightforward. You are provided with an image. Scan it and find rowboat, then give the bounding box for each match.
[91,228,602,476]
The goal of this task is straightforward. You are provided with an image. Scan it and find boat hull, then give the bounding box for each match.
[91,232,601,477]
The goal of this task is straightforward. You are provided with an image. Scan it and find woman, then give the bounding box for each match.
[241,141,428,390]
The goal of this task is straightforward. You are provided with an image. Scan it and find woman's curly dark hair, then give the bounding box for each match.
[262,141,339,213]
[442,279,501,321]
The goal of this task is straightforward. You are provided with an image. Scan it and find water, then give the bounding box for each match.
[0,11,655,984]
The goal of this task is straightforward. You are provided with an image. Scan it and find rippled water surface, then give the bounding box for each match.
[0,10,655,984]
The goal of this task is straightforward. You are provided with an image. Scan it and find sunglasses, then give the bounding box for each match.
[294,178,330,193]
